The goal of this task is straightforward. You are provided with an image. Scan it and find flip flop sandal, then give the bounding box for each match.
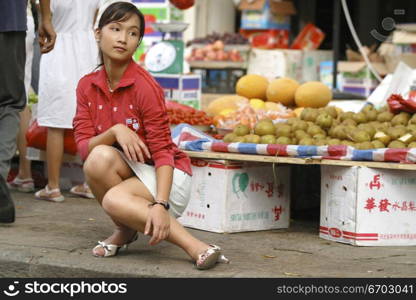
[8,177,35,193]
[70,183,95,199]
[35,185,65,202]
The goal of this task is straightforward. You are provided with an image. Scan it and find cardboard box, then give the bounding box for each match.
[240,29,290,49]
[178,159,291,233]
[247,48,302,81]
[291,23,325,50]
[338,61,388,97]
[238,0,295,30]
[320,165,416,246]
[384,53,416,74]
[377,29,416,73]
[302,50,332,82]
[153,73,202,109]
[319,61,334,88]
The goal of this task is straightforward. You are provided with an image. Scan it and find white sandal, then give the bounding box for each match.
[8,177,35,193]
[70,183,95,199]
[195,244,230,270]
[34,185,65,202]
[92,232,139,258]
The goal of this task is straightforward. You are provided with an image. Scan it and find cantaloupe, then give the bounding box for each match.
[294,81,332,108]
[235,74,269,100]
[206,95,248,116]
[266,77,300,106]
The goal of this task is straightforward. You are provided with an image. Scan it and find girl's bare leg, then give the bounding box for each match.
[84,145,209,260]
[83,145,144,255]
[102,177,210,261]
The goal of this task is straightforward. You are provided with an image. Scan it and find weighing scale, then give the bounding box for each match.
[144,21,189,74]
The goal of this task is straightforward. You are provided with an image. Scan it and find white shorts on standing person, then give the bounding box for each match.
[35,0,101,202]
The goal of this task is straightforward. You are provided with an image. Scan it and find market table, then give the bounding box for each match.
[184,150,416,170]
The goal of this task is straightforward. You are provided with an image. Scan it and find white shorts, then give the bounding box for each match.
[118,150,192,218]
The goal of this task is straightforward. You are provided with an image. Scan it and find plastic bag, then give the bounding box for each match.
[387,94,416,114]
[169,0,194,10]
[26,120,78,155]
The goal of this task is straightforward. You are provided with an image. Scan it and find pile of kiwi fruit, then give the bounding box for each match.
[222,105,416,149]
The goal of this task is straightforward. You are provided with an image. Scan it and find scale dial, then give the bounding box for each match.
[145,42,177,72]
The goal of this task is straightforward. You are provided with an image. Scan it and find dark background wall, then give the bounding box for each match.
[291,0,416,57]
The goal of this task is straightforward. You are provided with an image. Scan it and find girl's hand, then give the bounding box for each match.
[144,205,170,246]
[111,124,150,163]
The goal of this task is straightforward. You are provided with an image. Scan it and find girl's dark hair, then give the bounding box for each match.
[97,2,145,65]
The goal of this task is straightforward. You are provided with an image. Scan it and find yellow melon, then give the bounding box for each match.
[206,95,248,116]
[236,74,269,100]
[293,107,304,117]
[294,81,332,108]
[266,77,300,106]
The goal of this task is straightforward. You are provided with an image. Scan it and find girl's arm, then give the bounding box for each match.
[73,84,149,162]
[155,165,173,203]
[89,124,150,163]
[144,165,173,246]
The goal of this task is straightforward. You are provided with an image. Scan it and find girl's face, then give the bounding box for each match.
[96,14,141,63]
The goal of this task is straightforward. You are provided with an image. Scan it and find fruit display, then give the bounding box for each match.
[221,104,416,149]
[165,101,213,127]
[186,41,246,62]
[294,81,332,108]
[167,107,213,126]
[206,95,249,116]
[213,101,295,130]
[186,32,249,46]
[266,77,300,106]
[236,74,269,100]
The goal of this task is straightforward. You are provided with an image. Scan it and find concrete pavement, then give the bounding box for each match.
[1,190,416,278]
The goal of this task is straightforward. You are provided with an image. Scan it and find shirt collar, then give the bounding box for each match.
[92,59,137,94]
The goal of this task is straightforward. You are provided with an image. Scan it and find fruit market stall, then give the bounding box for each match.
[172,68,416,242]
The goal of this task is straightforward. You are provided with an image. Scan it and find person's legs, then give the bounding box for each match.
[34,127,64,201]
[15,13,35,184]
[84,145,210,261]
[0,108,20,180]
[0,108,20,223]
[84,145,138,255]
[102,177,211,261]
[0,31,26,180]
[46,127,64,189]
[0,174,15,223]
[16,106,33,180]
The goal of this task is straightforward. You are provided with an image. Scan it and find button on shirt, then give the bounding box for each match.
[73,59,192,176]
[0,0,27,32]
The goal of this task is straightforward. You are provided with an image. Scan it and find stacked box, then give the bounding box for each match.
[338,61,388,97]
[247,48,303,81]
[238,0,294,30]
[320,165,416,246]
[178,159,291,233]
[302,50,333,82]
[153,73,202,109]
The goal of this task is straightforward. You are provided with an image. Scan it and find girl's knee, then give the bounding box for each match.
[83,145,116,177]
[101,187,121,214]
